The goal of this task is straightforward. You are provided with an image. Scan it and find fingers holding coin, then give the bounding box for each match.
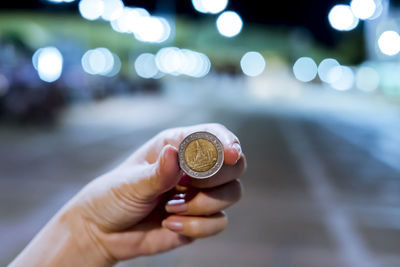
[188,155,246,189]
[162,127,246,239]
[181,124,242,166]
[138,123,241,165]
[165,180,243,216]
[162,212,228,238]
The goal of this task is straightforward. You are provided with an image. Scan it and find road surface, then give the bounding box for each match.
[1,88,399,267]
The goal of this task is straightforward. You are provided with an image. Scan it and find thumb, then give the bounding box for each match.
[139,144,181,201]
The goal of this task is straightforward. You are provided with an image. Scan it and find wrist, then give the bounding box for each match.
[10,203,116,267]
[56,206,117,267]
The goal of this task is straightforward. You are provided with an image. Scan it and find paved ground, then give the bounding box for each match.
[1,85,400,267]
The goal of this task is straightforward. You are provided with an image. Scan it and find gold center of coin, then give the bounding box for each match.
[184,138,218,172]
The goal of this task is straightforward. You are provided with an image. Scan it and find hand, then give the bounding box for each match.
[11,123,246,267]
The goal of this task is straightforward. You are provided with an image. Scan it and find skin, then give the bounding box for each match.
[10,123,247,267]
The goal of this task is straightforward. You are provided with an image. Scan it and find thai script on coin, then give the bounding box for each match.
[178,131,224,179]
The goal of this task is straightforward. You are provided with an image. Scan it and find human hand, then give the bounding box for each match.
[11,123,246,267]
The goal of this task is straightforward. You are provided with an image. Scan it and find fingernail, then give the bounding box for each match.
[173,193,186,199]
[162,219,183,232]
[232,143,242,163]
[166,199,188,213]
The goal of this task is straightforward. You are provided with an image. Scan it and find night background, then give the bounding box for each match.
[1,0,400,266]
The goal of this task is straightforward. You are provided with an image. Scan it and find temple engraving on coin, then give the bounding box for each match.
[184,139,218,172]
[178,131,224,179]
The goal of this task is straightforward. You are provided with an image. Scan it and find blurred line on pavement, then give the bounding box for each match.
[279,121,378,267]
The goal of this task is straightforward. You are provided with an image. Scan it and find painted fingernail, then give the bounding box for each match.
[162,219,183,232]
[172,193,186,199]
[166,199,188,213]
[232,143,242,163]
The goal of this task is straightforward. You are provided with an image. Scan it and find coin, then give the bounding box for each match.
[178,131,224,179]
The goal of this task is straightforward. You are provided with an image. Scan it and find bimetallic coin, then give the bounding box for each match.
[178,131,224,179]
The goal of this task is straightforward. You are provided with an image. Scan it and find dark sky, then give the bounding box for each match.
[0,0,378,45]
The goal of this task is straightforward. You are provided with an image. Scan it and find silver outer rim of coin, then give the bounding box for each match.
[178,131,224,179]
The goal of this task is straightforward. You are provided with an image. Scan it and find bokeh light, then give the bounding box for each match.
[101,0,124,21]
[154,47,210,77]
[293,57,317,82]
[328,4,359,31]
[134,53,159,79]
[216,11,243,38]
[378,31,400,56]
[109,7,170,43]
[32,47,63,83]
[106,53,121,77]
[111,7,150,34]
[330,66,355,91]
[81,47,116,76]
[78,0,104,21]
[176,49,210,77]
[240,51,266,77]
[192,0,228,14]
[368,0,383,20]
[155,47,182,76]
[318,58,340,83]
[356,66,380,92]
[350,0,376,20]
[134,16,171,43]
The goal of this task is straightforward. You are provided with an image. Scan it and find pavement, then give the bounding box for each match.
[1,75,400,267]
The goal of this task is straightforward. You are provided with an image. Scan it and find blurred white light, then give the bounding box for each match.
[328,5,359,31]
[81,48,115,76]
[378,31,400,56]
[110,19,122,32]
[318,58,340,83]
[356,66,379,92]
[135,53,159,79]
[240,51,266,77]
[216,11,243,38]
[330,66,355,91]
[192,0,228,14]
[112,7,150,33]
[134,16,171,43]
[368,0,383,20]
[186,51,211,77]
[105,53,121,77]
[89,49,107,74]
[32,48,42,71]
[155,47,184,75]
[179,49,199,76]
[192,0,207,13]
[33,47,63,83]
[154,47,210,77]
[204,0,228,14]
[196,53,211,77]
[350,0,376,20]
[293,57,317,82]
[101,0,124,21]
[82,50,94,74]
[178,49,211,77]
[79,0,104,21]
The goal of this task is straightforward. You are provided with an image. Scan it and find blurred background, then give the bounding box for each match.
[1,0,400,266]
